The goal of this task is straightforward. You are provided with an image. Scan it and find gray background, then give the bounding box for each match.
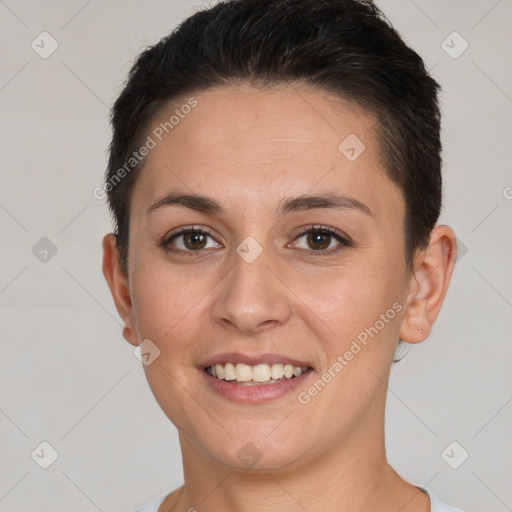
[0,0,511,511]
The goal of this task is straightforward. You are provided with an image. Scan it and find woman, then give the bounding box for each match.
[101,0,463,510]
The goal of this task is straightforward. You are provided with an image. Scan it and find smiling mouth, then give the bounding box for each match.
[205,362,312,386]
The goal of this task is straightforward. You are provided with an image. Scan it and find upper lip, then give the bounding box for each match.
[200,352,313,369]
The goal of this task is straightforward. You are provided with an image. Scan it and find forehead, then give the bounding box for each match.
[131,84,403,222]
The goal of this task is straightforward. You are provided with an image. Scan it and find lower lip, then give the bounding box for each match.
[200,368,313,404]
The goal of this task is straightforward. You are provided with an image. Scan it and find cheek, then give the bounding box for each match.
[128,252,223,372]
[304,259,404,351]
[132,281,198,342]
[295,267,403,420]
[130,265,210,422]
[129,255,191,345]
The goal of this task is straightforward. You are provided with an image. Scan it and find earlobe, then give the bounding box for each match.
[399,225,457,344]
[102,233,139,347]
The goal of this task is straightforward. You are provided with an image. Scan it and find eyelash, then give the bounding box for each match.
[160,224,351,258]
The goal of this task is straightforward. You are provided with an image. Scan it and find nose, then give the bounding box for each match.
[211,243,292,334]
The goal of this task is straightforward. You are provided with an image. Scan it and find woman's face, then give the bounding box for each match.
[119,84,415,470]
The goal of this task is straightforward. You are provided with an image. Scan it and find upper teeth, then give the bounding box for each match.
[207,363,308,382]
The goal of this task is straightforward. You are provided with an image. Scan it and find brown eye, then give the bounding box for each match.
[165,228,221,254]
[292,226,350,255]
[181,231,208,250]
[305,231,332,251]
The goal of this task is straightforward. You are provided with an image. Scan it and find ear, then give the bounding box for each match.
[399,225,457,344]
[102,233,139,347]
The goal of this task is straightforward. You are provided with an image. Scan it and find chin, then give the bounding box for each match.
[198,431,310,473]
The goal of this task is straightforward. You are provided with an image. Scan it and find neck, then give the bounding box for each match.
[165,399,427,512]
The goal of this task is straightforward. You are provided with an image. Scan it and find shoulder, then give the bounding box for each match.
[132,494,167,512]
[423,488,465,512]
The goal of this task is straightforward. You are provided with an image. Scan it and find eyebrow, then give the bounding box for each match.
[146,190,373,217]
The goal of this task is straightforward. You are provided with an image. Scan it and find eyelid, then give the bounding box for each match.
[288,224,350,255]
[164,224,219,242]
[291,224,350,243]
[161,223,351,256]
[161,224,222,255]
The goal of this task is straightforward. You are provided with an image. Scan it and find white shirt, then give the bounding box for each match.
[132,488,464,511]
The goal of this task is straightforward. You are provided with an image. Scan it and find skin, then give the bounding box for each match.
[102,83,457,512]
